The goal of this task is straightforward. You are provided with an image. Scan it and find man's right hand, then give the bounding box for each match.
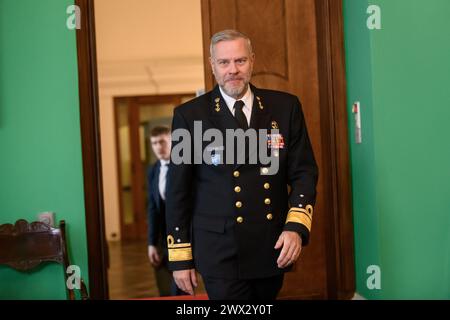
[173,269,198,295]
[148,245,161,267]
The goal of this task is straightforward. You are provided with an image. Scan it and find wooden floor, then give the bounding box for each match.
[107,240,205,299]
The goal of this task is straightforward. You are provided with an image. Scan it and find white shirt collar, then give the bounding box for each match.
[219,85,253,115]
[160,159,170,166]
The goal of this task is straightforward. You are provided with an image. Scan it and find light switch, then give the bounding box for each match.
[352,101,362,144]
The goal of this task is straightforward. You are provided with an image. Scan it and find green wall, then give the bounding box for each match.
[0,0,88,299]
[344,0,450,299]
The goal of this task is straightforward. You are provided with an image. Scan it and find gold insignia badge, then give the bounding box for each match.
[214,97,220,112]
[256,96,264,110]
[271,121,279,129]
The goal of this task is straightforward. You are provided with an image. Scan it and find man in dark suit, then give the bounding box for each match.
[165,30,318,299]
[146,126,185,296]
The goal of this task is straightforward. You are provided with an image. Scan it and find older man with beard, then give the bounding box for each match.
[165,29,318,300]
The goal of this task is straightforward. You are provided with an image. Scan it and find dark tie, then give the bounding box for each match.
[233,100,248,130]
[159,162,168,201]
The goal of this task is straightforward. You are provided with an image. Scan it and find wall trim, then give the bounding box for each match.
[315,0,356,299]
[75,0,109,299]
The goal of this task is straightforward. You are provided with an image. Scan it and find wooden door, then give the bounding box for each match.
[201,0,355,299]
[114,98,147,241]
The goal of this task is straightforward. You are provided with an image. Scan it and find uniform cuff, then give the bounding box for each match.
[168,259,195,271]
[167,235,193,268]
[284,222,310,246]
[284,205,313,246]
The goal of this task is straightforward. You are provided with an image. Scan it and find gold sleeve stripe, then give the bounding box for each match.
[167,235,193,262]
[168,243,192,248]
[289,204,313,219]
[168,247,193,262]
[289,207,307,214]
[287,209,312,222]
[167,235,191,248]
[286,210,312,232]
[289,208,313,220]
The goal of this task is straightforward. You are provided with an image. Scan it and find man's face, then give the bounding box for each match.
[210,38,254,99]
[150,134,171,161]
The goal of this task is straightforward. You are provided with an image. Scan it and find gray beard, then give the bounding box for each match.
[221,83,248,99]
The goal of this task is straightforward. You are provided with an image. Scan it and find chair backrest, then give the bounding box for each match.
[0,219,88,299]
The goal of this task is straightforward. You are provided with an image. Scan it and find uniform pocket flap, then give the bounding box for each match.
[193,215,226,233]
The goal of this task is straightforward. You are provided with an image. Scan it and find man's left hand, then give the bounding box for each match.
[274,231,302,268]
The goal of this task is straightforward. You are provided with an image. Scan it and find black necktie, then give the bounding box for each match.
[233,100,248,130]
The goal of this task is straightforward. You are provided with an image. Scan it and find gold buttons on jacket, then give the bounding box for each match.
[264,183,270,189]
[234,186,241,193]
[236,216,244,223]
[233,171,240,177]
[235,201,242,208]
[264,198,271,205]
[266,213,273,220]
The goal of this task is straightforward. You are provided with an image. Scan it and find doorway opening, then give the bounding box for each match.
[94,0,205,299]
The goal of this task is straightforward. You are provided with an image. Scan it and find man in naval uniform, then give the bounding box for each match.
[165,29,318,299]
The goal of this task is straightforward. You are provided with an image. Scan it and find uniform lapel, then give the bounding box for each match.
[233,84,272,170]
[208,85,239,134]
[249,84,271,131]
[207,84,272,170]
[207,86,239,169]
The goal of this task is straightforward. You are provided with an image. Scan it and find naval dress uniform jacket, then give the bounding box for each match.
[165,84,318,281]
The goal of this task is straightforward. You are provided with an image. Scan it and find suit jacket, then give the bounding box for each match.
[165,84,318,279]
[147,160,167,248]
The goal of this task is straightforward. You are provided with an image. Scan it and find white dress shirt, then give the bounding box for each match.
[219,85,253,126]
[158,159,169,201]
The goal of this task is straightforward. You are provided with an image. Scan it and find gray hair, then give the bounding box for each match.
[210,29,253,57]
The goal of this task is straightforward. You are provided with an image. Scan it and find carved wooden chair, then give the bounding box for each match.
[0,219,89,300]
